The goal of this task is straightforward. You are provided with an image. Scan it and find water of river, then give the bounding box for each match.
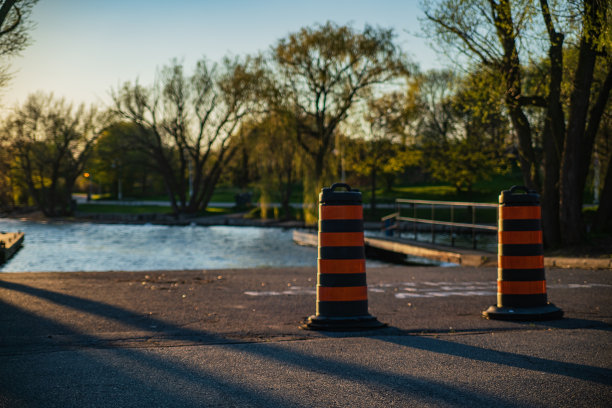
[0,219,389,272]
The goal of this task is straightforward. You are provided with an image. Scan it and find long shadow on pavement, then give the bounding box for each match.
[2,280,610,407]
[1,280,536,407]
[0,299,298,407]
[373,328,612,386]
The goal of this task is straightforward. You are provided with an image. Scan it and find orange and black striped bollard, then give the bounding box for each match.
[483,186,563,320]
[303,183,385,330]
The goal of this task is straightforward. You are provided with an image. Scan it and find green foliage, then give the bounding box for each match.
[2,92,103,216]
[271,21,409,222]
[422,0,612,247]
[111,56,265,214]
[410,68,511,193]
[421,138,501,193]
[87,122,165,199]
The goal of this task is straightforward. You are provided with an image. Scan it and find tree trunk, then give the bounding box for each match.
[280,168,293,220]
[492,0,539,191]
[594,153,612,231]
[540,28,565,248]
[370,165,377,216]
[559,0,602,245]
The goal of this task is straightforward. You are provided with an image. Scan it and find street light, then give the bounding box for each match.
[84,172,91,202]
[111,161,123,200]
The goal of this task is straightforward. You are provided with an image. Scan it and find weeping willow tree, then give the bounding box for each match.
[240,112,300,220]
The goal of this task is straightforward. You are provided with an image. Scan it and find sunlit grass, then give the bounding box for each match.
[77,204,174,214]
[203,207,233,215]
[77,204,234,216]
[393,185,457,197]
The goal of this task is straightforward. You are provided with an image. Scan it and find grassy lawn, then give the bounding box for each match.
[358,172,525,204]
[77,204,175,214]
[75,170,526,222]
[364,205,498,224]
[210,185,305,204]
[77,204,234,217]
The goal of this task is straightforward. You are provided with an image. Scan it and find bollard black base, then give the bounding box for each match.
[301,314,387,331]
[482,303,563,321]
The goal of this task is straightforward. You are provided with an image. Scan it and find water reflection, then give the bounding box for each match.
[0,219,390,272]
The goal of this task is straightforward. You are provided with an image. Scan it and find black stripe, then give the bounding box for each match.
[318,273,367,287]
[320,202,362,206]
[498,268,546,281]
[499,244,543,256]
[319,246,365,259]
[501,200,538,206]
[320,219,363,233]
[498,294,548,308]
[317,300,369,317]
[501,219,542,231]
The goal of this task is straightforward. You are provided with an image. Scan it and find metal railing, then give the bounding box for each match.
[381,198,498,249]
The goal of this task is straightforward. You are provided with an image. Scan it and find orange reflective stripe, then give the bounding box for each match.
[317,286,368,301]
[499,255,544,269]
[319,232,364,247]
[500,206,541,220]
[498,280,546,295]
[318,259,366,274]
[320,205,363,220]
[498,230,543,245]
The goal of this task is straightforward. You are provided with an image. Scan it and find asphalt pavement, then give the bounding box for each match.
[0,266,611,407]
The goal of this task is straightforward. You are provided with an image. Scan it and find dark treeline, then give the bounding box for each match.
[0,1,610,248]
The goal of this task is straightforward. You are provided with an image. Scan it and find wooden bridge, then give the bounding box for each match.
[292,230,496,267]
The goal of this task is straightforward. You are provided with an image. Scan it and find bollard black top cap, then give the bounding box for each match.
[320,183,362,205]
[499,185,540,205]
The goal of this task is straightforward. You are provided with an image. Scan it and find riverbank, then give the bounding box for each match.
[1,266,610,407]
[1,208,309,228]
[3,209,610,268]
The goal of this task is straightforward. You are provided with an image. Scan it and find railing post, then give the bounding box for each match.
[381,198,498,250]
[413,203,417,240]
[431,204,435,244]
[396,199,400,237]
[472,205,477,249]
[451,205,455,247]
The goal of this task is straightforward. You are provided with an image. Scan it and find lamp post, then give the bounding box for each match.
[84,172,91,201]
[112,161,123,200]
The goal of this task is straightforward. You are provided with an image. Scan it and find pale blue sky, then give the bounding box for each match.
[2,0,446,112]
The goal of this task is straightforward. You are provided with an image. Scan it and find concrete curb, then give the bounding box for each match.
[544,257,612,270]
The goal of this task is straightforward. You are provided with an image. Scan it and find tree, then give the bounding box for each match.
[112,56,265,214]
[245,112,300,219]
[412,69,510,194]
[88,122,164,199]
[0,0,38,89]
[271,22,409,222]
[593,109,612,231]
[346,92,419,214]
[423,0,612,246]
[0,0,38,209]
[2,92,104,216]
[0,128,14,210]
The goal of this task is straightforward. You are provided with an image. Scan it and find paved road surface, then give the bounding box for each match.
[1,266,610,407]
